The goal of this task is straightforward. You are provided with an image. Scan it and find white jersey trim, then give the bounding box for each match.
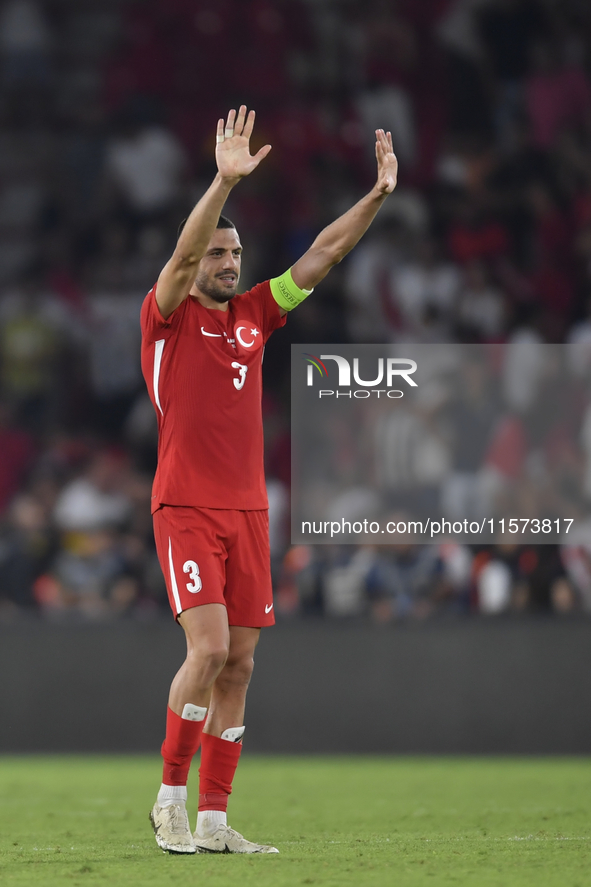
[168,536,182,615]
[153,339,165,416]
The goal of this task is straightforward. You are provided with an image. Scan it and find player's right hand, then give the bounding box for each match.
[375,129,398,195]
[215,106,272,180]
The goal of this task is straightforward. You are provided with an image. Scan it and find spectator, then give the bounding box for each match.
[455,259,506,340]
[0,0,52,89]
[53,450,132,533]
[475,551,513,613]
[0,401,35,515]
[59,103,107,229]
[448,196,509,265]
[48,528,137,620]
[344,219,408,341]
[0,269,72,431]
[105,109,188,223]
[390,235,461,339]
[356,85,416,170]
[267,476,289,584]
[366,542,450,622]
[561,521,591,612]
[374,382,452,510]
[527,183,576,328]
[84,275,144,437]
[436,0,492,135]
[0,491,55,615]
[441,356,499,520]
[525,40,591,150]
[567,295,591,377]
[477,0,547,146]
[323,546,375,618]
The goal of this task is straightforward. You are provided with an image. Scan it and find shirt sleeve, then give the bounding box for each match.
[140,283,188,342]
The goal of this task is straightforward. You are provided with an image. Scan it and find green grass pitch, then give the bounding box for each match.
[0,756,590,886]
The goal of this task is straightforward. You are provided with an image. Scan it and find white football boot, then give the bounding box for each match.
[150,803,198,854]
[193,824,279,854]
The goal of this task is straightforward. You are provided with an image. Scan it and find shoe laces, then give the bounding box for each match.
[167,804,191,836]
[201,824,241,842]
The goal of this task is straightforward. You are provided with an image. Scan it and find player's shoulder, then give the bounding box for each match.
[234,280,272,311]
[140,284,157,328]
[236,280,271,302]
[141,282,191,337]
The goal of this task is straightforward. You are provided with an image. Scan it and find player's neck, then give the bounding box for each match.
[190,287,230,312]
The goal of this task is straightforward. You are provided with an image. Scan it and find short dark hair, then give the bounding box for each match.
[217,214,236,229]
[177,214,236,239]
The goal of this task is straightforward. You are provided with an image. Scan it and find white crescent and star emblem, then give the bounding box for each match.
[236,325,260,348]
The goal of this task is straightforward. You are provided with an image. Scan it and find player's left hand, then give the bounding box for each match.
[375,129,398,195]
[216,105,272,180]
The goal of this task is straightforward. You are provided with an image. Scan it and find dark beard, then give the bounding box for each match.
[196,273,237,303]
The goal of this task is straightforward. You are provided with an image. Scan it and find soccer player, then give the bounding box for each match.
[141,105,397,854]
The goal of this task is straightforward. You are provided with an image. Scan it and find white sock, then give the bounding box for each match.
[196,809,227,836]
[157,784,187,808]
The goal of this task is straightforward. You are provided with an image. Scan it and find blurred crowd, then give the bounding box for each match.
[1,0,591,621]
[275,541,579,619]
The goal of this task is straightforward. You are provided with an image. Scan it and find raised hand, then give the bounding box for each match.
[215,105,272,180]
[375,130,398,195]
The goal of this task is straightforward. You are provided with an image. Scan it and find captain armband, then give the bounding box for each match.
[270,268,314,312]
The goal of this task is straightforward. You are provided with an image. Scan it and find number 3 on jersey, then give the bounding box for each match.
[232,361,248,390]
[183,560,202,593]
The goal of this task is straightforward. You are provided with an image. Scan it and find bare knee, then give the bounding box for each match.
[186,641,229,683]
[218,652,255,689]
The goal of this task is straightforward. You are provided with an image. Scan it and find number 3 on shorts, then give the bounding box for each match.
[183,560,202,593]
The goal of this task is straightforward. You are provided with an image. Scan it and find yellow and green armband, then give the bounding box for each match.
[270,268,314,312]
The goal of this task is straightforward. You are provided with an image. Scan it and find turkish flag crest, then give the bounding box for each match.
[234,320,263,355]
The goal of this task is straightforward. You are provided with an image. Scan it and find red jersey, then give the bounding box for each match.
[140,280,286,512]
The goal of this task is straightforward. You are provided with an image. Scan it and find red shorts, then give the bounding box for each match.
[153,505,275,627]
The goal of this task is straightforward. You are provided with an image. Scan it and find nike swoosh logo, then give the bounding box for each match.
[201,327,222,337]
[265,603,274,614]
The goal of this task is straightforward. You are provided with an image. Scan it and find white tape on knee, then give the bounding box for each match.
[181,703,207,722]
[221,726,245,742]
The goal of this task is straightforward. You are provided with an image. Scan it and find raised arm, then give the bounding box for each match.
[155,106,271,319]
[289,130,397,297]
